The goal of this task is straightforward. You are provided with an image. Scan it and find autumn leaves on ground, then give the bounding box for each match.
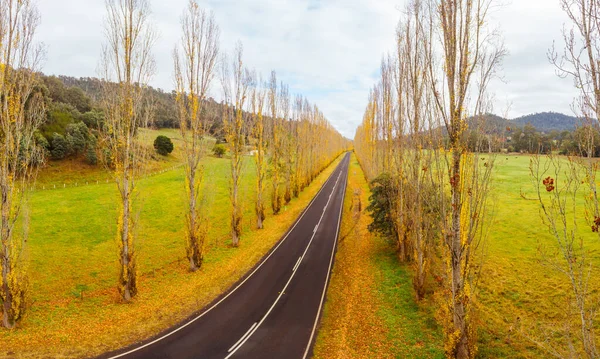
[3,0,600,358]
[314,154,443,359]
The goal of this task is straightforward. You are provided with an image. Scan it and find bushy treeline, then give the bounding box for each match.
[463,121,600,156]
[55,75,229,132]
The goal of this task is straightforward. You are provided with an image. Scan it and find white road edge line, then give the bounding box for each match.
[293,256,302,272]
[106,157,346,359]
[227,322,258,353]
[224,164,344,359]
[302,156,349,359]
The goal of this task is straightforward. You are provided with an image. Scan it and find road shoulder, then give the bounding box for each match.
[313,153,444,359]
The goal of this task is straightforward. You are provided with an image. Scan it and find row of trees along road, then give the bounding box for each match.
[355,0,505,357]
[218,43,349,247]
[0,0,349,328]
[358,0,600,357]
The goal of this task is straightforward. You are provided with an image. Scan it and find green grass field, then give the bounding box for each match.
[316,153,600,358]
[35,128,189,188]
[476,154,600,357]
[0,129,343,358]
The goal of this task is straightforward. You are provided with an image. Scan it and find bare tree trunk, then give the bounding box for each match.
[188,170,201,271]
[119,174,135,301]
[231,171,240,247]
[450,150,468,358]
[1,186,12,328]
[1,190,12,328]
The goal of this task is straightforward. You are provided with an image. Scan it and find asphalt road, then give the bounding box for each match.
[100,152,351,359]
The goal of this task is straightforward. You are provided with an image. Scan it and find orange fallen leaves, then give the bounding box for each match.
[313,155,395,359]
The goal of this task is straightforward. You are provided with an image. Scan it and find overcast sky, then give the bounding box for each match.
[36,0,578,138]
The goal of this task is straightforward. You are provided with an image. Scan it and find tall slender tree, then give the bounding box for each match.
[292,95,304,197]
[174,0,220,272]
[397,0,435,301]
[221,42,251,247]
[279,84,292,205]
[100,0,156,301]
[0,0,45,328]
[428,0,505,356]
[268,72,283,214]
[250,73,267,229]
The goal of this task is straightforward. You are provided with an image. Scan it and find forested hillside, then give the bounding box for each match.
[41,74,228,131]
[467,112,579,133]
[36,74,239,165]
[511,112,579,131]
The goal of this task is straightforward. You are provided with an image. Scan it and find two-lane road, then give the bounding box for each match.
[101,152,350,359]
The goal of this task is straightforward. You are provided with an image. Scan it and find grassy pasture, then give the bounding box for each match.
[477,154,600,357]
[1,128,343,358]
[5,127,599,359]
[35,128,190,188]
[316,153,600,358]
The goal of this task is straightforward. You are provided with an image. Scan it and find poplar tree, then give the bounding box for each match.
[268,72,283,214]
[220,43,251,247]
[250,74,267,229]
[0,0,45,328]
[100,0,156,301]
[174,0,219,271]
[428,1,504,356]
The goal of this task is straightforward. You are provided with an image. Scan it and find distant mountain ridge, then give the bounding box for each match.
[511,112,579,132]
[469,112,580,133]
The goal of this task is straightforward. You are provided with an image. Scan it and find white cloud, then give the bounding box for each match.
[35,0,580,138]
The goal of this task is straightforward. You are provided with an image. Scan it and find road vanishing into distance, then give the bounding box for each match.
[101,152,351,359]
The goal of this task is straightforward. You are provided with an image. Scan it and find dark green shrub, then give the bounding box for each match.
[154,135,174,156]
[366,173,398,239]
[65,122,89,156]
[86,146,98,165]
[51,133,70,160]
[34,131,50,151]
[80,109,105,129]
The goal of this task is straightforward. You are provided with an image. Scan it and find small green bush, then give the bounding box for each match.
[213,144,226,158]
[154,135,174,156]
